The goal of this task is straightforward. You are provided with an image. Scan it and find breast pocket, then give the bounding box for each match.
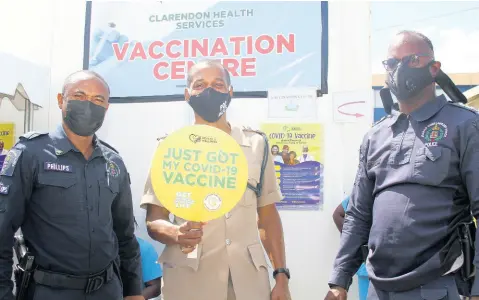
[36,173,79,219]
[413,147,452,186]
[98,178,119,226]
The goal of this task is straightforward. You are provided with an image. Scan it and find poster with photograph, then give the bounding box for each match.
[0,123,15,170]
[261,123,324,210]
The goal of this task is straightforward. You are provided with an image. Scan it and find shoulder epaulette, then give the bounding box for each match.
[373,115,389,127]
[242,126,269,198]
[242,126,266,136]
[19,131,48,140]
[449,102,479,114]
[99,140,119,154]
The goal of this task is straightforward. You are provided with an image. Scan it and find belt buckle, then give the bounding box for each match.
[85,275,104,294]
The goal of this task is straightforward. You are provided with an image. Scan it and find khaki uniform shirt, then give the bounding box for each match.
[140,125,283,300]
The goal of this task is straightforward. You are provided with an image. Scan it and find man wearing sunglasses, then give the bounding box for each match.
[325,30,479,300]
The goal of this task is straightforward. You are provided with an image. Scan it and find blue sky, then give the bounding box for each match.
[371,1,479,74]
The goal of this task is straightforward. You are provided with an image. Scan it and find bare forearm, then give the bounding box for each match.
[333,215,345,232]
[142,285,160,299]
[146,219,179,246]
[258,210,286,269]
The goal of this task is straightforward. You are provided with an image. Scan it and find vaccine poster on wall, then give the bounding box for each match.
[83,1,329,101]
[0,123,15,170]
[261,123,324,210]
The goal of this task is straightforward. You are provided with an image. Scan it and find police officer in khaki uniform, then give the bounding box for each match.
[141,60,291,300]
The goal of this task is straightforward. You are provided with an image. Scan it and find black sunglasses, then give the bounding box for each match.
[382,54,434,72]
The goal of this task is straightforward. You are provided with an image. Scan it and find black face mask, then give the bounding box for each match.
[386,61,434,101]
[188,87,231,123]
[63,100,106,136]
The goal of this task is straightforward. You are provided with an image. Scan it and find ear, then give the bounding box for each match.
[229,85,234,98]
[57,93,64,109]
[184,88,190,101]
[429,61,441,78]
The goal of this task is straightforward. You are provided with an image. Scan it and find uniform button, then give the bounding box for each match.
[226,239,231,246]
[91,228,95,232]
[225,212,231,219]
[88,184,92,188]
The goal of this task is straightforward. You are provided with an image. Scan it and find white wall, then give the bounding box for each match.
[0,0,55,134]
[2,1,372,299]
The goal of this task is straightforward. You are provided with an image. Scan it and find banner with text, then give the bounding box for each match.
[261,123,324,210]
[84,1,328,99]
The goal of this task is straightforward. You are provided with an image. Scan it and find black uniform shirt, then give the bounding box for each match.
[0,125,142,299]
[330,96,479,293]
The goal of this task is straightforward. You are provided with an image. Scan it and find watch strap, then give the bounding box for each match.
[273,268,290,279]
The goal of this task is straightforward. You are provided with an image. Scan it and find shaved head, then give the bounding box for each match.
[388,30,435,59]
[62,70,110,96]
[187,60,231,88]
[57,69,111,118]
[397,30,434,51]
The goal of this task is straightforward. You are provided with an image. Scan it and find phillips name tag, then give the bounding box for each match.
[44,162,73,173]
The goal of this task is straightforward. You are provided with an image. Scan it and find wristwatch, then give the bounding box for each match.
[273,268,290,279]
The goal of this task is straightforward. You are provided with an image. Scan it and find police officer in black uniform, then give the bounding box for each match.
[325,31,479,300]
[0,70,143,300]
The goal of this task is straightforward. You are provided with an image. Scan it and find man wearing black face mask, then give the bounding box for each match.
[325,31,479,300]
[0,70,143,300]
[142,60,291,300]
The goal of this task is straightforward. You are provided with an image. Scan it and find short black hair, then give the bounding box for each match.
[62,70,110,95]
[397,30,434,52]
[186,60,231,88]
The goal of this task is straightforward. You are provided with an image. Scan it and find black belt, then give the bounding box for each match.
[33,262,115,294]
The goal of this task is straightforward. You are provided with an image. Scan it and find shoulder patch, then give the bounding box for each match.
[449,102,479,114]
[99,140,119,154]
[0,149,23,177]
[19,131,48,141]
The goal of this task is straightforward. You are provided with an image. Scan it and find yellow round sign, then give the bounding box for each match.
[150,125,248,222]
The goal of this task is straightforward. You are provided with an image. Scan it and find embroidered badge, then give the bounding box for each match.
[203,194,222,211]
[44,162,73,173]
[421,122,448,147]
[0,182,9,195]
[107,160,120,178]
[0,149,22,177]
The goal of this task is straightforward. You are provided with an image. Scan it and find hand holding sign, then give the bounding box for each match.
[177,221,206,254]
[151,125,248,222]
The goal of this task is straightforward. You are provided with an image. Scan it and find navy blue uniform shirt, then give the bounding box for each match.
[329,95,479,294]
[0,125,142,299]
